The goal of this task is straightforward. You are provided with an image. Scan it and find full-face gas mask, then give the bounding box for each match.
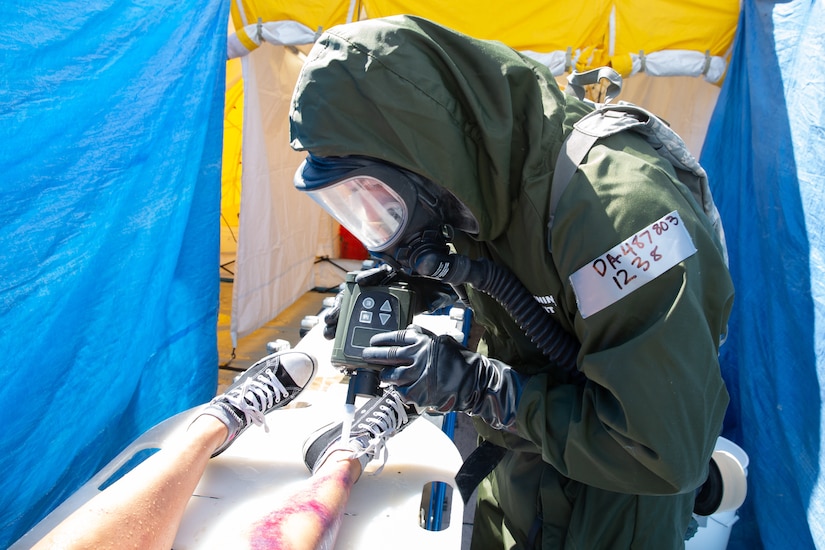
[295,154,583,378]
[294,155,478,272]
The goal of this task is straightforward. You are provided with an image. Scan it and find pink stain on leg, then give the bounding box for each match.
[249,500,334,550]
[248,467,354,550]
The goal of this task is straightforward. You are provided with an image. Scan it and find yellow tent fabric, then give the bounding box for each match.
[228,0,352,56]
[364,0,610,54]
[614,0,738,56]
[228,0,740,80]
[221,56,243,268]
[231,0,352,31]
[369,0,740,79]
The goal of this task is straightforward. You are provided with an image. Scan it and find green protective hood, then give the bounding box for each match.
[289,15,578,241]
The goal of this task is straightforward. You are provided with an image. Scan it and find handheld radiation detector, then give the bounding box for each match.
[331,272,416,370]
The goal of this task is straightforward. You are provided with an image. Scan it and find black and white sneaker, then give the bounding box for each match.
[202,350,317,457]
[302,388,417,474]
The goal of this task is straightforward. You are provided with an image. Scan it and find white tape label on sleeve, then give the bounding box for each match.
[570,210,696,319]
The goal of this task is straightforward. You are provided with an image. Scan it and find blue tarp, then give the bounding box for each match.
[0,0,229,546]
[703,1,825,548]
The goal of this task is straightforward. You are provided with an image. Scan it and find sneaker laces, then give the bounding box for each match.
[223,367,288,433]
[351,395,409,474]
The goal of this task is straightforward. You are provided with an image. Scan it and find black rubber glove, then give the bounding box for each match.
[322,286,345,340]
[321,265,458,341]
[364,325,526,429]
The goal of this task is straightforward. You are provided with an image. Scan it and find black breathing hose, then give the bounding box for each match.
[411,249,584,382]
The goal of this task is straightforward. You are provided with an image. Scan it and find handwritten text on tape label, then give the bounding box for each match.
[570,210,696,318]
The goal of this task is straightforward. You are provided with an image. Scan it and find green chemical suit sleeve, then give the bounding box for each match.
[514,132,734,496]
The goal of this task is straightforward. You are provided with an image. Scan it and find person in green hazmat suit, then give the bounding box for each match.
[289,15,734,550]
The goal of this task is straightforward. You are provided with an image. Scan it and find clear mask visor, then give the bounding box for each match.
[306,175,409,251]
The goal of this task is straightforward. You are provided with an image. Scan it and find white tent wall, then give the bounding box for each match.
[232,49,721,342]
[230,43,335,345]
[549,72,720,157]
[614,74,720,158]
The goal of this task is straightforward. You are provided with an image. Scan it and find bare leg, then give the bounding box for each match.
[34,419,363,550]
[30,350,320,550]
[247,450,363,550]
[32,415,227,550]
[30,381,408,550]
